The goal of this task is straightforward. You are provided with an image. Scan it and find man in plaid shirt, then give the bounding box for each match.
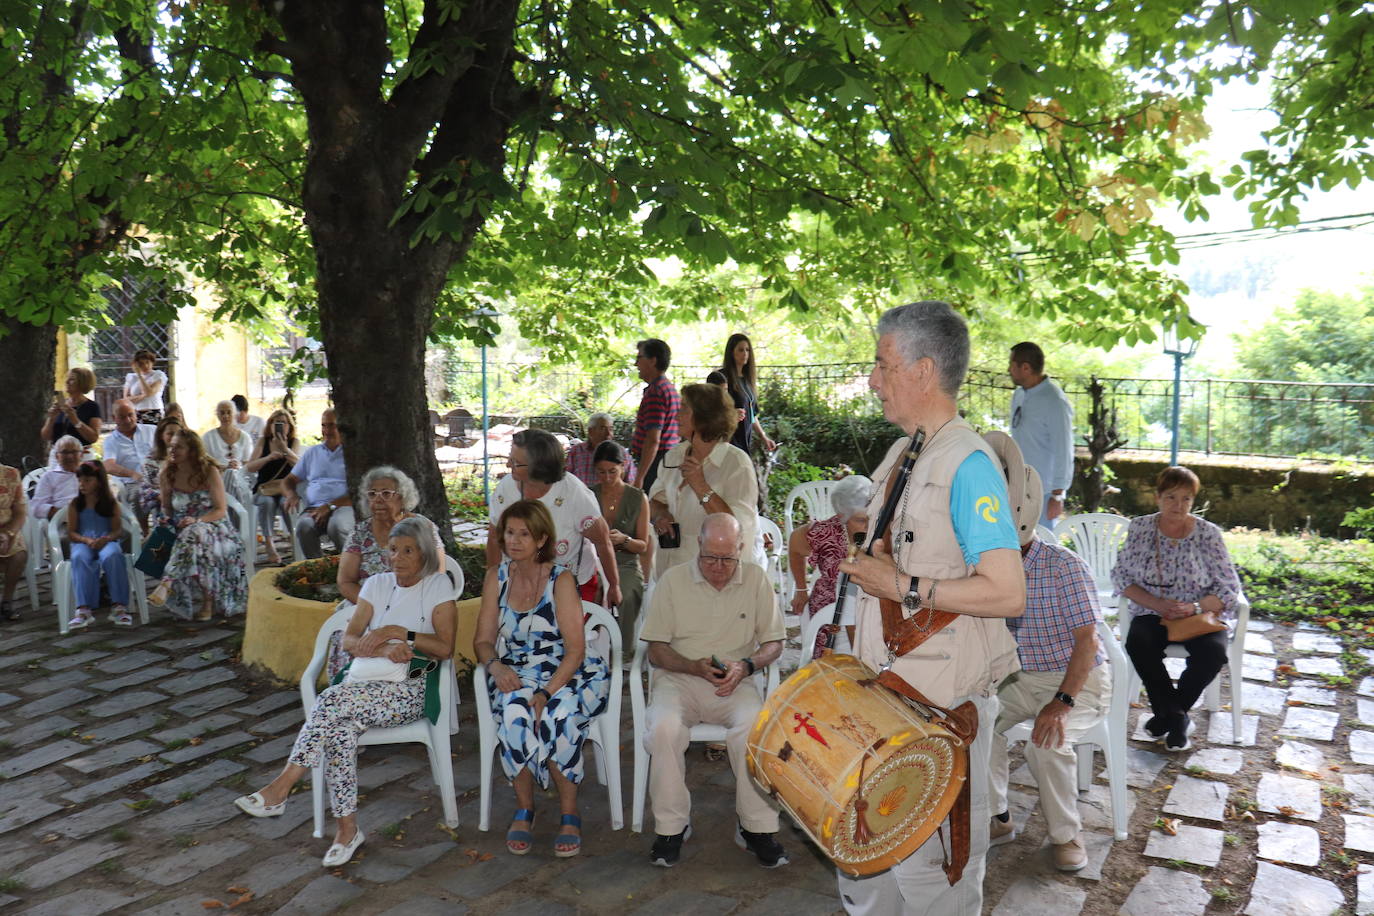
[630,338,679,492]
[988,466,1108,873]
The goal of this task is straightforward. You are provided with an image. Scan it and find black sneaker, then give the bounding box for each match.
[650,825,690,867]
[1165,714,1194,751]
[735,824,789,868]
[1143,715,1169,740]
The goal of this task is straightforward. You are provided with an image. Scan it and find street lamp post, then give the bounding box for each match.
[1162,322,1199,466]
[473,306,500,504]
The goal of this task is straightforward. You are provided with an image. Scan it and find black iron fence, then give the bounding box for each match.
[431,359,1374,463]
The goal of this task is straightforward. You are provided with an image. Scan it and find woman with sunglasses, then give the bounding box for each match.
[235,516,457,867]
[648,383,759,576]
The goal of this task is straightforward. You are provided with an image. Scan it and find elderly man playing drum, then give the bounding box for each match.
[641,513,786,869]
[986,459,1108,873]
[837,300,1025,915]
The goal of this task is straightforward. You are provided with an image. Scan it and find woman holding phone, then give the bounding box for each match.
[243,409,299,565]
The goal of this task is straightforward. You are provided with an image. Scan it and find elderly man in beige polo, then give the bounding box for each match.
[640,513,786,870]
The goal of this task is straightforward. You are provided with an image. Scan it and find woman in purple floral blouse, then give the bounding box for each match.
[1111,466,1241,752]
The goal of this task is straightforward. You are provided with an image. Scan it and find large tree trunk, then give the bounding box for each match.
[0,319,58,470]
[275,0,525,548]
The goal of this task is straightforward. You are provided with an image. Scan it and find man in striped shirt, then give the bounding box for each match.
[630,339,679,492]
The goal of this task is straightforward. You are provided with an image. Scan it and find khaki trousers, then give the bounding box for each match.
[989,665,1111,844]
[645,670,779,835]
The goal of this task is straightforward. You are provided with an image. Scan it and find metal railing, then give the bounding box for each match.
[432,359,1374,463]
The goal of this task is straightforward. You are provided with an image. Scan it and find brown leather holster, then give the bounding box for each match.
[874,597,978,886]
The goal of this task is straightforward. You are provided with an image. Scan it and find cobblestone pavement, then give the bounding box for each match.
[2,565,1374,914]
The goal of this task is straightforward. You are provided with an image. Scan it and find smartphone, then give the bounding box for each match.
[710,655,728,673]
[657,523,681,549]
[273,422,286,438]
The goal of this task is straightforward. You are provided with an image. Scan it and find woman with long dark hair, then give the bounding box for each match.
[717,333,776,454]
[66,462,131,629]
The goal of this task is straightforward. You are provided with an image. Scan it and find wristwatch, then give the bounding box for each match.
[699,489,716,506]
[1054,691,1076,707]
[406,630,417,648]
[903,576,922,611]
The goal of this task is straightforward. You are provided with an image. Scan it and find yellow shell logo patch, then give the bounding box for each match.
[976,495,1001,523]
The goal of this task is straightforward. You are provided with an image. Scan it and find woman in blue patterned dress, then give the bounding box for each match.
[149,429,248,620]
[1112,465,1242,752]
[474,499,609,858]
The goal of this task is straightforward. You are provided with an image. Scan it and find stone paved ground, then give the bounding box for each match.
[3,561,1374,914]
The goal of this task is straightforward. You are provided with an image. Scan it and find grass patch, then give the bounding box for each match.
[110,827,131,842]
[1223,833,1241,847]
[1210,885,1235,902]
[1185,764,1206,777]
[1230,530,1374,639]
[163,738,190,750]
[176,791,195,803]
[0,877,24,893]
[125,799,156,811]
[95,859,120,875]
[380,822,403,839]
[173,834,197,849]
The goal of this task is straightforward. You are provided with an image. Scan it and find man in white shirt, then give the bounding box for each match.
[103,399,157,516]
[284,409,353,557]
[1009,342,1074,529]
[232,395,266,445]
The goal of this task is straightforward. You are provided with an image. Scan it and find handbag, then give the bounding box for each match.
[331,650,442,724]
[343,655,409,682]
[1163,609,1226,642]
[258,478,285,497]
[134,525,176,578]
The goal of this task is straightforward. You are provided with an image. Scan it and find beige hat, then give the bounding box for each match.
[982,430,1044,547]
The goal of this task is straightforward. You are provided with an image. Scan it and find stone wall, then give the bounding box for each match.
[1076,450,1374,534]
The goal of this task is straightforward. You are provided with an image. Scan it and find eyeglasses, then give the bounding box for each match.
[699,554,739,568]
[1011,405,1022,428]
[365,489,399,500]
[57,449,82,456]
[506,460,528,469]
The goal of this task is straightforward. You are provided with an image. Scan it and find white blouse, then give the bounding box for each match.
[202,427,255,467]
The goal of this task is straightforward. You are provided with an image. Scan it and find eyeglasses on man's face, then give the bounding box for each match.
[698,554,739,568]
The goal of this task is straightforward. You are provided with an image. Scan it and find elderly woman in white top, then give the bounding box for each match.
[204,400,255,506]
[234,516,457,867]
[30,436,84,520]
[648,383,759,575]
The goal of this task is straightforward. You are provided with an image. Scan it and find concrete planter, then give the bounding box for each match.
[242,566,483,684]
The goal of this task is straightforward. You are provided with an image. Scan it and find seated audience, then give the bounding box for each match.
[566,413,636,488]
[786,474,872,626]
[66,462,133,630]
[485,429,620,608]
[123,349,167,425]
[591,441,649,653]
[641,514,786,868]
[162,402,187,426]
[0,451,28,621]
[648,383,759,575]
[284,408,353,558]
[233,394,266,443]
[41,367,101,454]
[243,409,298,565]
[103,399,157,513]
[150,429,248,621]
[475,499,610,857]
[989,467,1107,872]
[31,436,83,520]
[234,516,457,867]
[1112,465,1241,751]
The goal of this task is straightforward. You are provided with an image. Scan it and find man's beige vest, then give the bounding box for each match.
[853,418,1021,708]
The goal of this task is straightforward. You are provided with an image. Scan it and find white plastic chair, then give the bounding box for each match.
[1058,513,1130,613]
[1035,523,1058,545]
[48,507,149,635]
[474,601,624,831]
[300,606,459,838]
[756,516,787,608]
[781,480,835,540]
[629,618,781,833]
[224,492,256,577]
[1119,593,1251,745]
[20,468,47,612]
[1001,621,1130,841]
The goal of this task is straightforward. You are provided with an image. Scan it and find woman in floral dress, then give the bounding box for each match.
[474,499,609,858]
[138,417,183,526]
[1112,465,1242,752]
[151,429,247,620]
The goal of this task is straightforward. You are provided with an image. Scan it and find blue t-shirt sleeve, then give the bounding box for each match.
[949,451,1020,566]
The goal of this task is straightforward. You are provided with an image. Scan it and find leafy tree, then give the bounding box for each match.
[1235,288,1374,383]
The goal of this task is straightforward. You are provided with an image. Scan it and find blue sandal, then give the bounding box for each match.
[506,808,535,856]
[554,813,582,858]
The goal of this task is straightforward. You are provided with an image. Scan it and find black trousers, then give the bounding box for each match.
[1125,613,1228,722]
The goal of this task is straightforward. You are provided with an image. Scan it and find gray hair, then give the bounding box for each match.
[876,300,970,397]
[830,475,874,522]
[358,465,421,517]
[390,516,441,578]
[698,512,743,553]
[53,435,83,456]
[586,412,613,430]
